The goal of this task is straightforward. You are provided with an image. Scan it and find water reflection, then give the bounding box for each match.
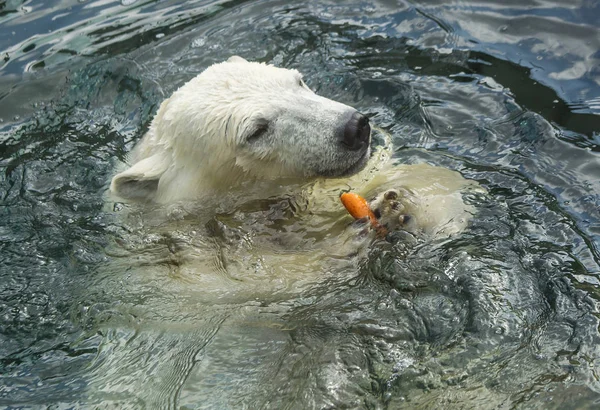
[1,0,600,408]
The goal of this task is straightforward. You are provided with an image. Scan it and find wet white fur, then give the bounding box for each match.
[111,56,368,203]
[109,57,481,239]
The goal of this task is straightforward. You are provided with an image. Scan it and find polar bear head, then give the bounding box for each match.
[111,56,371,203]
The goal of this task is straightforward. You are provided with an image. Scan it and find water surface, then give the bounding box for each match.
[1,0,600,408]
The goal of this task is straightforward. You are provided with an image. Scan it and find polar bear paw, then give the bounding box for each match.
[368,189,415,233]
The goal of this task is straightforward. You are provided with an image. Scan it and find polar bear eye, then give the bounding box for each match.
[246,121,269,142]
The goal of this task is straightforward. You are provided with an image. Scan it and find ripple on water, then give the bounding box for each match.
[1,0,600,408]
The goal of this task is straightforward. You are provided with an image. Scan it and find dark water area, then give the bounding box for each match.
[1,0,600,408]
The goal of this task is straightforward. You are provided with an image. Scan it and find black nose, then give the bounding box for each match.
[339,112,370,151]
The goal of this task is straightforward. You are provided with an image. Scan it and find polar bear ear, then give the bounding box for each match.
[110,154,168,201]
[227,55,248,63]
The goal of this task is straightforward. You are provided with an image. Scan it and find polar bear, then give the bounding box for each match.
[110,56,479,239]
[90,58,481,407]
[111,56,371,204]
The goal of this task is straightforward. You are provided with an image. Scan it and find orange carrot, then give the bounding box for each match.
[340,192,387,237]
[340,192,376,222]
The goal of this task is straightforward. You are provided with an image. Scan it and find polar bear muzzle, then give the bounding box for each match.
[338,111,371,152]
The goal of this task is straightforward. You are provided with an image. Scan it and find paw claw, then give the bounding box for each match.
[384,190,398,200]
[399,214,412,225]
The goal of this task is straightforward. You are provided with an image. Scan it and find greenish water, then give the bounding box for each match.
[1,0,600,408]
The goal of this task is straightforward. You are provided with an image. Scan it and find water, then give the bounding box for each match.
[1,0,600,408]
